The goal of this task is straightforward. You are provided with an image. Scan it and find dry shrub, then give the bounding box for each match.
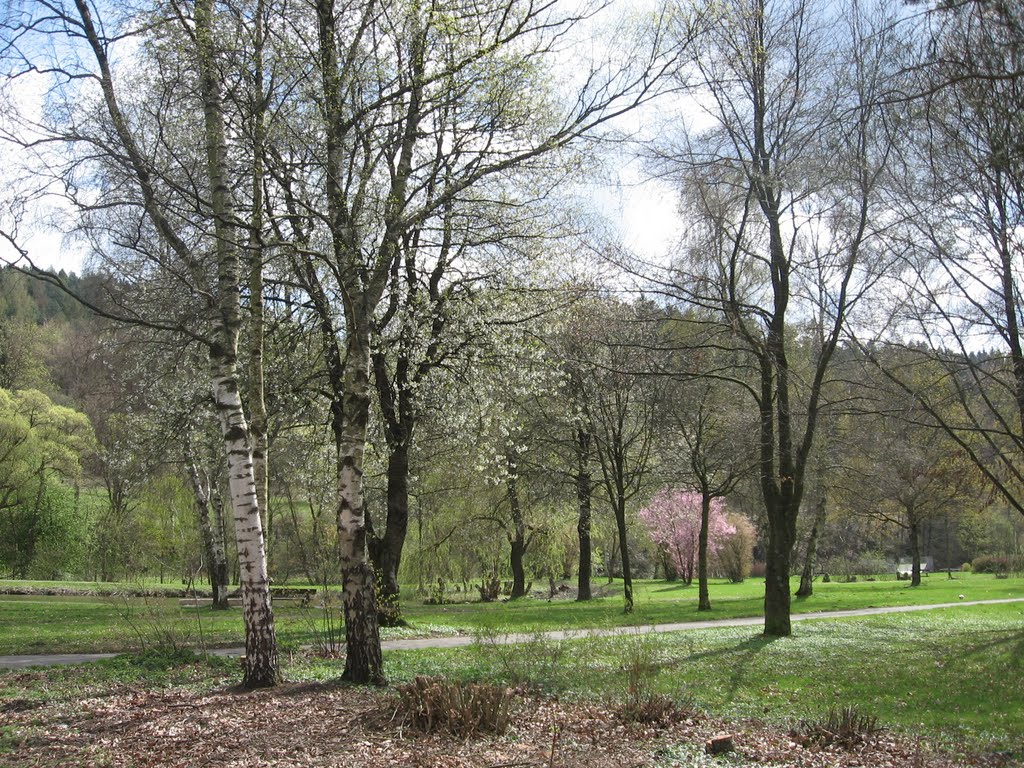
[791,705,883,750]
[395,676,514,736]
[614,632,690,726]
[473,627,568,691]
[617,692,681,725]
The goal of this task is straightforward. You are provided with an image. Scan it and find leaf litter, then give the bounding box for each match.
[0,665,1018,768]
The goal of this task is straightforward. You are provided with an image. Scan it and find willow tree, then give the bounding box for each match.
[870,0,1024,523]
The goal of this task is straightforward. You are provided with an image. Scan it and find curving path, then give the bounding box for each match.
[2,597,1022,669]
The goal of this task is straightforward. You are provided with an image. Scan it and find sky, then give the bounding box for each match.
[0,166,682,278]
[0,0,686,278]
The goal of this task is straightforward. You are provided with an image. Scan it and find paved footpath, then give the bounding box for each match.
[3,597,1022,670]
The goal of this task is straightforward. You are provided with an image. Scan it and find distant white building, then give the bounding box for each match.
[897,557,934,576]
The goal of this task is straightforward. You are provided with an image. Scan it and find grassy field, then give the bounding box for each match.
[2,601,1020,756]
[378,601,1024,754]
[402,572,1024,631]
[1,573,1021,655]
[1,576,1022,757]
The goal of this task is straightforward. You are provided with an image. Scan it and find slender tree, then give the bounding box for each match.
[0,1,281,685]
[654,0,902,635]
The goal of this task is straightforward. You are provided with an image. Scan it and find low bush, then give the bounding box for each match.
[477,575,501,602]
[614,632,690,726]
[791,706,883,750]
[716,513,755,583]
[971,555,1023,574]
[394,676,514,736]
[819,553,892,580]
[473,627,568,691]
[617,692,680,725]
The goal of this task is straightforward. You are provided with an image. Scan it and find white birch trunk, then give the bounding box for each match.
[213,371,278,685]
[197,0,278,687]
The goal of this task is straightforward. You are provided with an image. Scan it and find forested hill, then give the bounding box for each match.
[0,267,101,395]
[0,267,92,326]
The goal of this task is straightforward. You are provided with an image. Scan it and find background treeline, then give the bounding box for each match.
[1,264,1019,590]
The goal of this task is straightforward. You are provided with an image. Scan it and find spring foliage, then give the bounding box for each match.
[638,488,735,582]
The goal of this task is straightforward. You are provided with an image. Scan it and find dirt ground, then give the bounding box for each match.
[1,673,1017,768]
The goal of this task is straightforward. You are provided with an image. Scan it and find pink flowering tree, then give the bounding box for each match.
[639,488,735,594]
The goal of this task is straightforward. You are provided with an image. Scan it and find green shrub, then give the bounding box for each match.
[971,555,1020,574]
[961,562,972,573]
[819,553,891,579]
[121,647,201,671]
[716,513,755,583]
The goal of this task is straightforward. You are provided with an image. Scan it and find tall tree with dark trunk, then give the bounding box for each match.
[656,0,900,635]
[574,425,595,601]
[294,0,683,646]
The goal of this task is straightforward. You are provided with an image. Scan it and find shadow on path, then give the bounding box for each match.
[2,597,1022,669]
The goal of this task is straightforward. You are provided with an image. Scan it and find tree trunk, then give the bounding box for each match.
[662,553,678,582]
[336,326,384,685]
[575,428,593,601]
[506,450,528,600]
[212,371,278,686]
[909,516,922,587]
[698,492,711,611]
[370,430,410,619]
[606,534,620,582]
[614,494,633,613]
[510,537,526,599]
[196,0,277,687]
[247,231,270,565]
[796,494,826,598]
[186,456,229,610]
[763,515,795,637]
[246,6,269,568]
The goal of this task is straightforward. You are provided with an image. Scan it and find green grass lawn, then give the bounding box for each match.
[1,573,1021,655]
[379,601,1024,754]
[403,572,1024,632]
[1,577,1022,756]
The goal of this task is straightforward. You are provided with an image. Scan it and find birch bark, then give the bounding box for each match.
[66,0,280,686]
[196,0,279,687]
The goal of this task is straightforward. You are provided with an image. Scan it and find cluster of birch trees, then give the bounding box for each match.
[0,0,1022,688]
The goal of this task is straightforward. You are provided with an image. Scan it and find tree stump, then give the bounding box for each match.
[705,733,735,755]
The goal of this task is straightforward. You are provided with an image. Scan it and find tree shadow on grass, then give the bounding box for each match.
[652,583,694,594]
[956,628,1024,664]
[679,633,782,704]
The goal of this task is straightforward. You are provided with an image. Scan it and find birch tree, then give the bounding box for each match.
[262,0,682,677]
[0,0,280,686]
